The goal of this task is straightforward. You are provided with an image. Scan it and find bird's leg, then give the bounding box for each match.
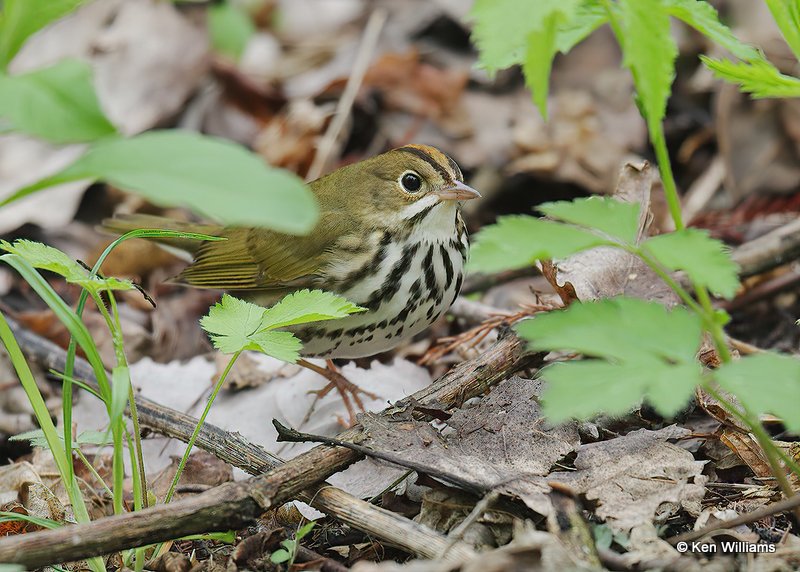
[297,359,379,426]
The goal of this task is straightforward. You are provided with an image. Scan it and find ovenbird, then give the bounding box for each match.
[104,145,479,416]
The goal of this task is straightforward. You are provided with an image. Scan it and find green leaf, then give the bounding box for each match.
[0,0,84,70]
[538,360,702,419]
[200,294,268,354]
[10,428,111,448]
[663,0,759,61]
[470,0,579,72]
[9,429,50,448]
[0,239,86,281]
[296,521,316,541]
[518,297,704,420]
[0,511,61,530]
[7,130,318,233]
[0,59,115,142]
[523,13,559,119]
[247,330,304,363]
[715,353,800,432]
[538,197,641,244]
[519,297,702,362]
[700,55,800,98]
[643,229,739,298]
[618,0,677,132]
[201,291,361,362]
[764,0,800,62]
[469,215,611,273]
[260,289,365,330]
[208,3,255,60]
[555,2,607,53]
[270,549,291,564]
[0,239,134,293]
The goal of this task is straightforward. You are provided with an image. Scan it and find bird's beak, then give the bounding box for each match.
[436,181,481,201]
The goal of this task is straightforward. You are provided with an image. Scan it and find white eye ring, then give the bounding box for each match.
[399,171,423,193]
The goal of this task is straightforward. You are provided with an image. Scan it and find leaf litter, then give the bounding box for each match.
[1,0,800,570]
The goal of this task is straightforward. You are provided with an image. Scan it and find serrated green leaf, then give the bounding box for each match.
[715,353,800,432]
[9,429,49,448]
[518,297,704,420]
[470,0,538,71]
[538,197,641,244]
[555,2,607,53]
[469,215,611,273]
[0,59,115,142]
[523,13,559,118]
[0,0,84,70]
[247,330,303,362]
[518,297,703,362]
[208,3,255,60]
[201,292,359,362]
[701,56,800,98]
[260,289,364,331]
[643,229,739,298]
[6,130,318,234]
[0,239,86,281]
[470,0,579,72]
[201,294,267,354]
[10,428,113,449]
[618,0,677,131]
[764,0,800,62]
[663,0,759,61]
[540,360,702,420]
[0,239,134,293]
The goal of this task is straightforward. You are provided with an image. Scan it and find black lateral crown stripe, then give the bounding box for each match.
[398,146,453,182]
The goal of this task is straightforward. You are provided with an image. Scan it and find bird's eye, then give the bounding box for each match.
[400,172,423,193]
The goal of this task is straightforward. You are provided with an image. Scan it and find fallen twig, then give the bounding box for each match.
[732,216,800,278]
[1,319,537,567]
[667,493,800,545]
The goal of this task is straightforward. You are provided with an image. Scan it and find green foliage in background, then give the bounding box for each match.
[469,0,800,493]
[0,0,316,232]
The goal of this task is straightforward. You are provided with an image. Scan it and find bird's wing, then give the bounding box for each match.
[175,212,345,291]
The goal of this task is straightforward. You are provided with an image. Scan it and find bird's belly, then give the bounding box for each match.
[292,236,466,359]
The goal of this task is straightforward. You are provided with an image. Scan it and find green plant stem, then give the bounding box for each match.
[61,229,216,511]
[630,248,703,314]
[649,124,685,231]
[62,339,77,483]
[127,432,145,572]
[75,449,114,500]
[164,350,242,503]
[0,311,105,572]
[703,385,797,500]
[91,295,126,515]
[108,293,149,508]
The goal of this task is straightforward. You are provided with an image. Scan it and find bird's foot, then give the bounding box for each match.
[297,359,379,427]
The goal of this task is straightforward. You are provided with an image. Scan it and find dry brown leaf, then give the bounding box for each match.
[719,430,800,490]
[351,525,593,572]
[358,376,580,516]
[557,426,707,532]
[148,450,233,501]
[551,161,680,305]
